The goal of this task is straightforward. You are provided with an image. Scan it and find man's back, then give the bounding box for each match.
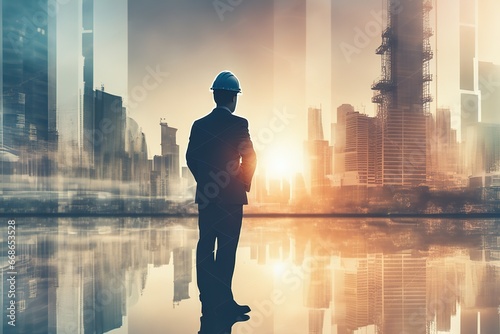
[186,107,256,205]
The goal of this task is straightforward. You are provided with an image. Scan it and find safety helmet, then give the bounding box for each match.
[210,71,241,93]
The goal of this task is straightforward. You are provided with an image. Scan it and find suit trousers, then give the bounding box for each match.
[196,203,243,309]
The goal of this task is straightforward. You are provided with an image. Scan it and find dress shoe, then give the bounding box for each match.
[229,302,251,315]
[217,300,251,317]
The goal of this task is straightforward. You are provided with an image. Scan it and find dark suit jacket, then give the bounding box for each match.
[186,107,257,205]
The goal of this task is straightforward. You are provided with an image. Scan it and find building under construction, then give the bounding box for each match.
[372,0,433,187]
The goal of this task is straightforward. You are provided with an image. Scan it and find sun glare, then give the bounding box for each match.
[265,146,302,179]
[273,261,287,276]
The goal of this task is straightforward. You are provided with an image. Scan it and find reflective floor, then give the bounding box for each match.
[1,217,499,334]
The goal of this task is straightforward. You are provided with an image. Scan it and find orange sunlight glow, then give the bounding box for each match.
[264,145,303,179]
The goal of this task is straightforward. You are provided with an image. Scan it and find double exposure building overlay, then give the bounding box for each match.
[460,0,500,186]
[371,0,433,187]
[81,0,95,173]
[305,107,332,197]
[0,0,150,196]
[2,0,500,206]
[152,120,180,197]
[0,0,57,179]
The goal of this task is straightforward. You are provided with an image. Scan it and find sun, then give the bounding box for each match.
[264,145,302,179]
[267,154,289,176]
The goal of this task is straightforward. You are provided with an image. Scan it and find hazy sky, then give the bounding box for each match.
[73,0,500,171]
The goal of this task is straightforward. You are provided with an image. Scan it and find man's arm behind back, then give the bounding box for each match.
[237,118,257,192]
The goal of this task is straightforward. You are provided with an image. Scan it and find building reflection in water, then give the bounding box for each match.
[1,218,499,334]
[239,219,500,334]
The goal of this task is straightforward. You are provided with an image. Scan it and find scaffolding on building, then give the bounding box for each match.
[372,0,433,113]
[370,0,434,187]
[422,0,434,115]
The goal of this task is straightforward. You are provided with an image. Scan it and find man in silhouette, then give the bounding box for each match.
[186,71,257,322]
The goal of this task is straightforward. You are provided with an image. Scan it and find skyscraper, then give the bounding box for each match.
[380,252,427,333]
[274,0,306,118]
[333,104,354,176]
[459,0,480,143]
[345,111,376,185]
[1,0,57,177]
[308,107,324,141]
[152,120,180,196]
[173,247,192,304]
[306,0,331,115]
[436,108,450,169]
[57,0,128,175]
[291,172,308,205]
[478,61,500,124]
[93,89,126,180]
[460,0,500,180]
[125,117,149,193]
[304,252,331,334]
[425,113,437,180]
[160,120,179,180]
[372,0,432,187]
[427,258,458,332]
[458,0,500,178]
[305,107,332,198]
[344,259,371,332]
[82,0,95,171]
[464,123,500,176]
[435,108,459,176]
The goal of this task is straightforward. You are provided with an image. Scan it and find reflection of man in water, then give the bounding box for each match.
[186,71,257,322]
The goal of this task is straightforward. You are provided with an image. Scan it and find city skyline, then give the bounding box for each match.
[126,0,500,162]
[12,0,496,163]
[2,0,500,213]
[126,0,500,187]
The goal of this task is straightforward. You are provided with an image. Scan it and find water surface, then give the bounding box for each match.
[1,217,499,334]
